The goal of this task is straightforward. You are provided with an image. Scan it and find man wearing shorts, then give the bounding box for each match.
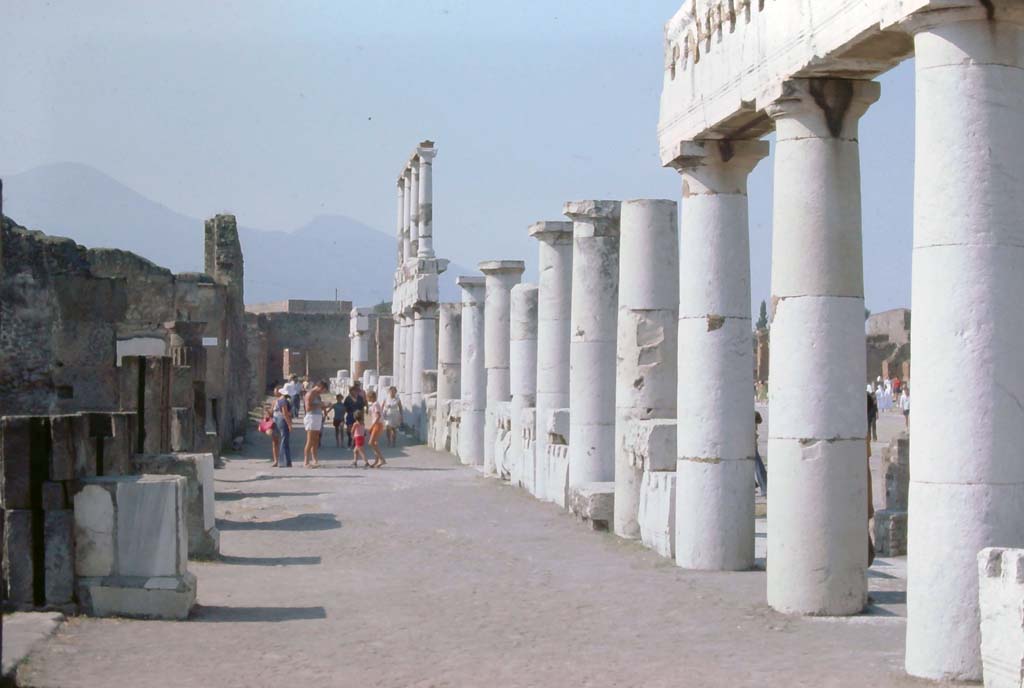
[302,380,327,467]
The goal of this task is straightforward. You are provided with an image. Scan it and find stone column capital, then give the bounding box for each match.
[528,220,574,244]
[765,78,880,140]
[898,2,1024,34]
[668,139,770,196]
[416,145,437,164]
[563,200,621,236]
[478,260,526,277]
[456,275,486,301]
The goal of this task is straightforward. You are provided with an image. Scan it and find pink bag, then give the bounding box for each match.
[258,418,274,434]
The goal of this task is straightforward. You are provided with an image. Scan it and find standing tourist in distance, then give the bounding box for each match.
[283,375,302,418]
[382,386,404,447]
[900,386,910,429]
[302,380,327,468]
[867,389,878,442]
[342,384,366,448]
[273,387,293,467]
[366,389,386,468]
[329,394,346,447]
[350,411,368,467]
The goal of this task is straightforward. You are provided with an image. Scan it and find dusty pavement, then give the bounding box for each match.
[17,421,925,688]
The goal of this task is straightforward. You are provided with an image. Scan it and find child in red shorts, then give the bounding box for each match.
[350,411,368,468]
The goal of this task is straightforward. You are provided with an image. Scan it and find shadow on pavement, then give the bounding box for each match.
[190,605,327,622]
[217,554,322,566]
[217,513,342,532]
[216,491,329,501]
[216,474,364,483]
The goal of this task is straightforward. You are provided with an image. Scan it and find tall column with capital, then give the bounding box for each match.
[904,6,1024,681]
[765,78,878,616]
[613,199,678,540]
[457,276,487,466]
[409,159,420,260]
[479,260,526,477]
[670,140,768,568]
[396,179,406,264]
[529,221,574,500]
[402,169,413,263]
[417,142,436,259]
[565,200,621,489]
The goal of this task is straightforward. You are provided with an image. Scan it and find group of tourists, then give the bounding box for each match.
[258,374,405,470]
[867,375,911,430]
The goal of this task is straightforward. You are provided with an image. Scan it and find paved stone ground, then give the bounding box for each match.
[17,414,929,688]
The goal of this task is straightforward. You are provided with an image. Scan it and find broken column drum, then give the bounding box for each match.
[478,260,525,476]
[529,221,574,500]
[457,276,487,466]
[766,78,878,616]
[509,283,539,489]
[904,7,1024,681]
[437,303,462,406]
[566,200,621,488]
[350,307,372,381]
[671,140,768,570]
[613,199,679,540]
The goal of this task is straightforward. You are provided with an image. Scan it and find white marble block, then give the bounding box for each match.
[73,475,196,619]
[133,452,219,559]
[639,471,676,559]
[979,548,1024,688]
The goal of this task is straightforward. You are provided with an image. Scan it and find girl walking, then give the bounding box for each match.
[366,390,386,468]
[351,411,369,468]
[382,386,403,448]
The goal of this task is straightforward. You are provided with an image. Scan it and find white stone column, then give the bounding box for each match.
[396,179,406,264]
[349,307,372,382]
[529,221,574,500]
[670,140,768,569]
[390,315,401,382]
[437,303,461,406]
[457,276,486,466]
[479,260,526,476]
[565,200,621,488]
[417,143,436,259]
[409,159,420,259]
[765,78,878,616]
[613,199,679,540]
[904,7,1024,681]
[402,170,412,263]
[510,283,539,489]
[411,303,437,440]
[402,313,415,409]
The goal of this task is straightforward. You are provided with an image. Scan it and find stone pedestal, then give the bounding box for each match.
[509,284,538,488]
[613,199,678,540]
[905,10,1024,681]
[73,475,196,619]
[529,221,574,501]
[568,482,614,531]
[544,408,571,508]
[457,276,487,466]
[765,79,877,616]
[670,139,768,570]
[133,452,219,559]
[479,260,525,477]
[566,200,621,493]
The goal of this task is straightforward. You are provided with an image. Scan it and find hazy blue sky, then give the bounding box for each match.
[1,0,914,312]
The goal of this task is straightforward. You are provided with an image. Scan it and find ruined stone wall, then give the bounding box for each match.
[245,317,269,410]
[245,311,350,385]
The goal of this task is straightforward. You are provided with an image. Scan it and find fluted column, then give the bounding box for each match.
[765,78,879,616]
[412,303,437,440]
[417,143,436,259]
[529,221,574,501]
[670,139,768,568]
[509,283,539,489]
[396,179,406,264]
[479,260,526,477]
[437,303,462,406]
[409,159,420,260]
[565,200,621,488]
[903,5,1024,681]
[457,276,487,466]
[402,313,415,409]
[402,169,413,263]
[613,199,679,540]
[391,314,401,381]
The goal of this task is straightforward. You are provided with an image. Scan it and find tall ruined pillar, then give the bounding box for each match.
[509,283,539,488]
[402,169,413,263]
[409,159,420,260]
[204,213,247,448]
[402,313,415,409]
[765,79,878,615]
[904,5,1024,681]
[613,199,678,540]
[349,307,372,382]
[417,142,436,259]
[396,178,406,264]
[437,303,462,406]
[411,302,438,439]
[529,221,574,500]
[479,260,525,477]
[390,314,401,380]
[670,140,768,569]
[565,200,621,489]
[457,276,487,466]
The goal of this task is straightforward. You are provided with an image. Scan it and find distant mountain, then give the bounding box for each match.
[1,162,468,305]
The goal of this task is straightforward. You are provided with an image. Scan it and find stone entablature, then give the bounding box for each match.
[655,0,1006,161]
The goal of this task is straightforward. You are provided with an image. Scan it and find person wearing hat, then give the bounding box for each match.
[272,387,293,467]
[341,383,367,448]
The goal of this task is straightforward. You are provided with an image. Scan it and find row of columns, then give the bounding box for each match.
[395,144,436,263]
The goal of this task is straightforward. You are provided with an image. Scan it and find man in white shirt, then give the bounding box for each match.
[282,376,302,415]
